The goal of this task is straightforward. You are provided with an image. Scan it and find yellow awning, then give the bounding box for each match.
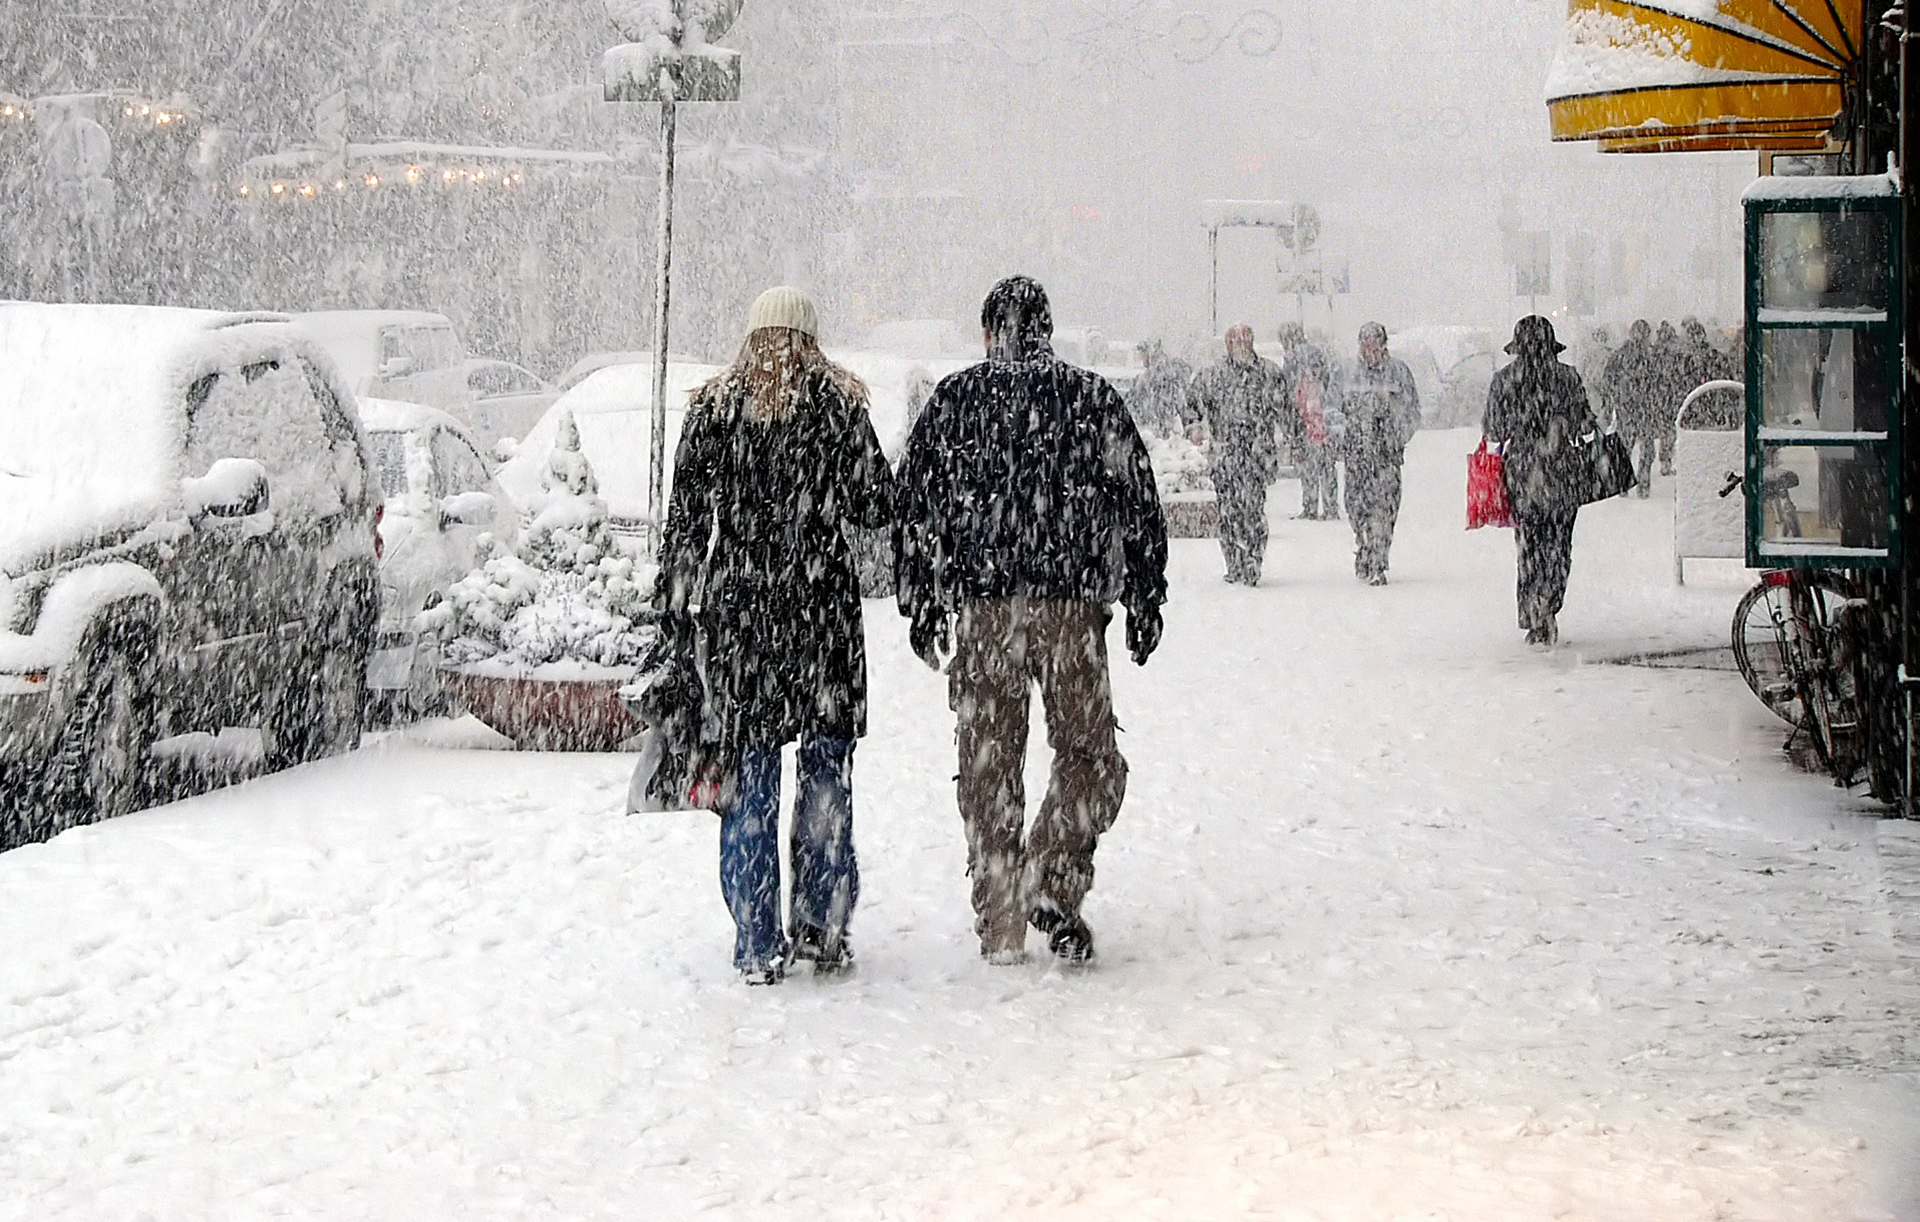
[1546,0,1860,151]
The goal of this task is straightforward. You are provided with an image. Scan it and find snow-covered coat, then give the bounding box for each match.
[660,370,895,748]
[1602,335,1661,439]
[1281,342,1340,450]
[1483,350,1598,519]
[893,349,1168,624]
[1127,354,1193,432]
[1334,354,1420,461]
[1182,355,1290,484]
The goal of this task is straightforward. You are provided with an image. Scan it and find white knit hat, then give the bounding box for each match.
[746,286,819,339]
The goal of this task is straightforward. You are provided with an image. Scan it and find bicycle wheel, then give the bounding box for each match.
[1732,582,1800,724]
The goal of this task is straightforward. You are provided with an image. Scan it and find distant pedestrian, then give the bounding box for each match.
[1127,340,1193,434]
[1278,321,1341,521]
[1482,316,1598,650]
[1650,320,1687,477]
[894,275,1168,966]
[659,286,896,985]
[1334,322,1421,584]
[1577,326,1614,429]
[1602,319,1660,496]
[1183,324,1290,584]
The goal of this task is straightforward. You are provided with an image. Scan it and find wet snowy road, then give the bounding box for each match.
[2,430,1916,1219]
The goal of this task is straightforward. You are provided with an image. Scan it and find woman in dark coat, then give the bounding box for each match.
[1482,316,1598,649]
[660,286,895,983]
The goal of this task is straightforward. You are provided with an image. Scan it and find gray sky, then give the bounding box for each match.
[825,0,1755,350]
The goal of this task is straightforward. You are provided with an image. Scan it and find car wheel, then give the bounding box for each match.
[43,641,155,839]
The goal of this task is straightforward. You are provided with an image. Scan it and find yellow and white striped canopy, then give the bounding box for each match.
[1547,0,1860,152]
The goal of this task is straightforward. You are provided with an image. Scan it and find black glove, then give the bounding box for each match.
[1125,603,1163,667]
[909,606,952,672]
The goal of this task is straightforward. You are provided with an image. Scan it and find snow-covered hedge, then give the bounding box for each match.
[1145,433,1214,498]
[420,412,657,679]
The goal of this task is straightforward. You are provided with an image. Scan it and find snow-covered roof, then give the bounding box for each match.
[357,397,467,435]
[1200,200,1299,229]
[1742,173,1900,202]
[0,303,302,571]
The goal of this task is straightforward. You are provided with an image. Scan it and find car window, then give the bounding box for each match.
[187,358,346,522]
[379,325,459,375]
[430,429,490,499]
[469,363,543,397]
[367,431,409,498]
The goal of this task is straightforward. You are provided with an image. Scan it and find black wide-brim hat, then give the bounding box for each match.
[1505,315,1565,355]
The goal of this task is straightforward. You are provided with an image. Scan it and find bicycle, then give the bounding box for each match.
[1726,468,1872,784]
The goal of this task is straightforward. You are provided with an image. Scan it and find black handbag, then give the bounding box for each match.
[1587,431,1636,504]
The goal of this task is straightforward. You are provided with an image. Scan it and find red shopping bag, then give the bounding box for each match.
[1467,440,1513,530]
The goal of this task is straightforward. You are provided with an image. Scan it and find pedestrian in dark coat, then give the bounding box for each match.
[1183,324,1290,584]
[894,274,1167,966]
[1602,319,1659,497]
[660,285,895,984]
[1650,320,1688,477]
[1482,316,1598,649]
[1334,322,1421,584]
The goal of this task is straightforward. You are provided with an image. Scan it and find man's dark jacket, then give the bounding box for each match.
[893,351,1168,624]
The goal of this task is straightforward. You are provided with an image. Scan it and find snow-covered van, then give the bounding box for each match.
[292,310,474,423]
[0,304,382,843]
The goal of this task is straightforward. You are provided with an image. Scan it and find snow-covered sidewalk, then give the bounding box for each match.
[2,429,1916,1220]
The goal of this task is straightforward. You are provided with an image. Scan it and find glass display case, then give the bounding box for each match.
[1743,175,1902,567]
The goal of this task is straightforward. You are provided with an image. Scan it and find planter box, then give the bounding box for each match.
[438,667,640,752]
[1163,492,1220,539]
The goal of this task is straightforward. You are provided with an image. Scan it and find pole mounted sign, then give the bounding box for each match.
[602,0,743,544]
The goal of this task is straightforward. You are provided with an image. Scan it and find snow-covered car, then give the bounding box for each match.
[495,359,724,536]
[462,358,557,449]
[359,399,520,720]
[1392,326,1499,429]
[555,350,704,393]
[0,303,381,841]
[293,310,475,424]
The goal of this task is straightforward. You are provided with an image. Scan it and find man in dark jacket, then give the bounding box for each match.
[1334,322,1421,584]
[894,275,1168,966]
[1602,319,1659,497]
[1650,320,1688,478]
[1182,324,1289,584]
[1483,316,1598,649]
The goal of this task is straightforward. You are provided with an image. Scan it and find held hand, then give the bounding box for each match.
[910,608,953,672]
[1125,604,1163,667]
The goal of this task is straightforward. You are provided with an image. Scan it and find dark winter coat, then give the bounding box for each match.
[1483,353,1598,518]
[1601,337,1660,439]
[1333,354,1421,463]
[660,370,895,748]
[894,350,1168,623]
[1182,355,1290,485]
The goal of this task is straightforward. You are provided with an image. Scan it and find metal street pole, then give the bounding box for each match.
[648,89,677,550]
[1209,226,1219,337]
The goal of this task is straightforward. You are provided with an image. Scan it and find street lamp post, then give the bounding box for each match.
[604,0,743,550]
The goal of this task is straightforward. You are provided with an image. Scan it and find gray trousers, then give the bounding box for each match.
[950,598,1127,957]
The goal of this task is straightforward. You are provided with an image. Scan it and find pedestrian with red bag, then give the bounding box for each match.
[1482,316,1598,650]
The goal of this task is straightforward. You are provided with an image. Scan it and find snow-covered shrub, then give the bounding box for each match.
[420,411,657,677]
[1146,433,1214,498]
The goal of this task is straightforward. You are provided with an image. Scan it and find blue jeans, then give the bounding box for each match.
[718,737,859,971]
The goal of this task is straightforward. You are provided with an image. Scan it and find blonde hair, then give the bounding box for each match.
[702,326,867,423]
